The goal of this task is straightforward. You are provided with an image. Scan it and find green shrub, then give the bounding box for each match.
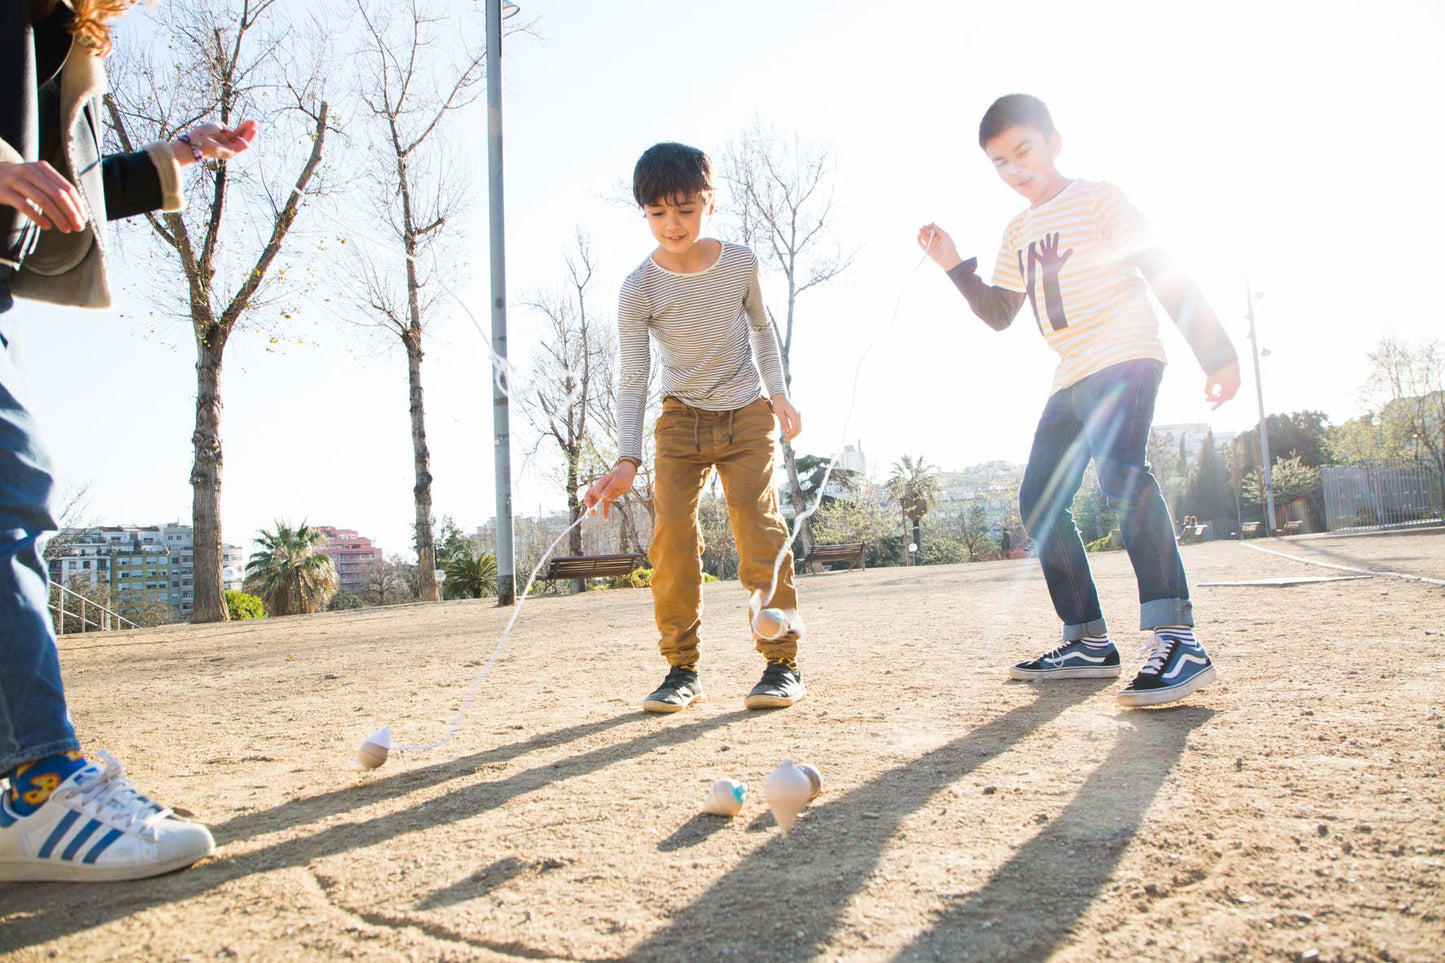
[225,589,266,620]
[1086,530,1124,552]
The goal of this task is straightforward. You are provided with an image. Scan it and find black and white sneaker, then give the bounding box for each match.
[744,658,806,709]
[1009,637,1121,680]
[1117,629,1217,707]
[642,664,703,713]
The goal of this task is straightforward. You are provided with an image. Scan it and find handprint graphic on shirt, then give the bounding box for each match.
[1017,231,1074,331]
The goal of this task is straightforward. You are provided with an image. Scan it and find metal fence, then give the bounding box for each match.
[47,582,139,634]
[1322,464,1444,533]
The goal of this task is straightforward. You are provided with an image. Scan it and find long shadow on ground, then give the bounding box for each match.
[0,709,746,956]
[626,682,1122,962]
[894,707,1212,961]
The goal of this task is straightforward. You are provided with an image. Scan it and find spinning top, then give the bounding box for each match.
[751,607,790,641]
[762,758,813,832]
[701,778,747,817]
[356,726,392,770]
[796,763,822,800]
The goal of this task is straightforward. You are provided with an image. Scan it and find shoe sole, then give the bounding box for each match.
[642,691,704,713]
[744,689,805,709]
[1116,665,1217,707]
[0,846,214,882]
[1009,665,1121,680]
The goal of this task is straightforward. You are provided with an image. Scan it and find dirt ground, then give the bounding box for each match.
[2,529,1442,962]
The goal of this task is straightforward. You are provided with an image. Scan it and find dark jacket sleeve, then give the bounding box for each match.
[945,257,1025,331]
[1129,247,1238,373]
[102,149,166,220]
[1,0,40,265]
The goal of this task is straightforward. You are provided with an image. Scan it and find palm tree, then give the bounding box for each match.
[244,521,338,616]
[886,455,941,565]
[442,550,499,600]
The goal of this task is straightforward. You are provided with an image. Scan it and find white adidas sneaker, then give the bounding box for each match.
[0,751,214,882]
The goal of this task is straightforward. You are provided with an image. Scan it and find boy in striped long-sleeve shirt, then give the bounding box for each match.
[919,94,1241,708]
[585,142,807,714]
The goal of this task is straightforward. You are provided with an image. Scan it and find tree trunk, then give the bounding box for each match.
[780,437,815,568]
[913,519,923,561]
[567,457,585,595]
[900,509,911,566]
[406,336,439,602]
[190,329,229,622]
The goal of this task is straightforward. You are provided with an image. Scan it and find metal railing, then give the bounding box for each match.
[48,583,140,634]
[1322,464,1444,533]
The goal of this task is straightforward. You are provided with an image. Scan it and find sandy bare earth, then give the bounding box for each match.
[2,530,1442,962]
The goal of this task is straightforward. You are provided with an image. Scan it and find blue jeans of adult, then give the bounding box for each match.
[1018,358,1191,641]
[0,291,80,776]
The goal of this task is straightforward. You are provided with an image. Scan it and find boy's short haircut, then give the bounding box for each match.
[978,94,1056,149]
[632,142,715,208]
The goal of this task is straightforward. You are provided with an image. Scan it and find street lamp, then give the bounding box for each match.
[487,0,520,604]
[1244,279,1277,534]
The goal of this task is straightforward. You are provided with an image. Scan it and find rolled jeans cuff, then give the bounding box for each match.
[1140,598,1194,630]
[1063,617,1109,642]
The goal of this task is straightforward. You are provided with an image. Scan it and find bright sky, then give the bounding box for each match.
[12,0,1444,562]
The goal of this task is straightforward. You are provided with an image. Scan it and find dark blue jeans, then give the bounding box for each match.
[0,300,80,775]
[1018,358,1191,640]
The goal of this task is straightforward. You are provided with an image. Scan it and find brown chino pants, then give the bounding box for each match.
[650,395,801,667]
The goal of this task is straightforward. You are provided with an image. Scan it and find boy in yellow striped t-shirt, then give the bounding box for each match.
[918,93,1240,708]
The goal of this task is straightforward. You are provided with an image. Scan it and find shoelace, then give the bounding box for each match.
[1041,640,1073,666]
[54,751,170,841]
[1133,635,1176,677]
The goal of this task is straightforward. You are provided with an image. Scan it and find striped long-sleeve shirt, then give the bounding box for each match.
[615,242,787,461]
[987,179,1233,395]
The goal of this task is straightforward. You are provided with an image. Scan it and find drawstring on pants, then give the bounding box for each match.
[685,400,742,452]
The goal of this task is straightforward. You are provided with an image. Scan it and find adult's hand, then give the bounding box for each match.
[170,119,259,167]
[0,160,86,232]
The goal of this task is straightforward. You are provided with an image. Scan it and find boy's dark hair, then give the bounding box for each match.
[632,142,714,208]
[978,94,1055,149]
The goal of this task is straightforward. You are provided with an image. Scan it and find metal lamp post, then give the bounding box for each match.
[1244,279,1277,534]
[487,0,520,604]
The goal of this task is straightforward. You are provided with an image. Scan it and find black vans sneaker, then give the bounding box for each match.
[744,658,806,709]
[1117,630,1217,707]
[1009,637,1121,680]
[642,664,703,713]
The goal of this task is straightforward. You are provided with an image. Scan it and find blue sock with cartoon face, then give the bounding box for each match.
[2,751,89,820]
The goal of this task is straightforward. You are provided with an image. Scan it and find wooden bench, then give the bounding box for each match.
[540,553,646,581]
[1277,520,1304,536]
[1241,521,1262,537]
[1177,523,1208,544]
[801,542,866,571]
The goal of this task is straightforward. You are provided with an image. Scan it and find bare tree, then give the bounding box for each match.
[347,0,495,603]
[106,0,329,622]
[41,482,96,564]
[520,233,612,592]
[1368,335,1445,508]
[720,125,853,561]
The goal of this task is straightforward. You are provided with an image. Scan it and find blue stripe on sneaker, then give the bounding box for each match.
[62,818,104,861]
[0,797,18,829]
[83,829,124,864]
[38,810,80,859]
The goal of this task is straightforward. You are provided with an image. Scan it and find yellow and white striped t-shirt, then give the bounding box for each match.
[991,179,1166,394]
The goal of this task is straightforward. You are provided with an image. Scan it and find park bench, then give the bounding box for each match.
[540,553,646,582]
[801,541,866,572]
[1277,520,1304,536]
[1241,521,1262,537]
[1177,522,1208,544]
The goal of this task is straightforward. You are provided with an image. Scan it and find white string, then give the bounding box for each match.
[239,148,605,754]
[752,234,936,617]
[394,510,593,752]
